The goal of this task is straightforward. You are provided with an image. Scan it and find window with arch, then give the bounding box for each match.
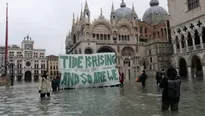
[161,28,164,37]
[187,0,200,11]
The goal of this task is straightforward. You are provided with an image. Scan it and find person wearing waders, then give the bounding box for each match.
[140,70,147,87]
[120,73,125,87]
[156,70,162,86]
[52,76,59,92]
[160,68,181,111]
[38,71,52,98]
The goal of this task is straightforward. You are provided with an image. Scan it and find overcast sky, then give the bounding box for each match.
[0,0,168,55]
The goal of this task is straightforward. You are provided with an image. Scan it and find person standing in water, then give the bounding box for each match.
[38,71,52,98]
[160,68,181,111]
[140,70,147,87]
[51,76,59,92]
[120,73,125,87]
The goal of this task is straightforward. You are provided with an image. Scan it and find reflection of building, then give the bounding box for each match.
[0,46,5,75]
[65,0,172,78]
[8,35,47,82]
[46,55,59,79]
[168,0,205,79]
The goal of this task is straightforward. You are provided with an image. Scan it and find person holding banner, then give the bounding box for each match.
[120,73,125,87]
[38,71,52,98]
[56,74,61,91]
[51,76,59,92]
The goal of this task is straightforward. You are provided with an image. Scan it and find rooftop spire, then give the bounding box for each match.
[100,8,103,16]
[111,2,115,13]
[77,15,79,23]
[132,4,136,14]
[80,3,83,19]
[120,0,126,8]
[84,0,89,11]
[72,13,75,24]
[150,0,159,7]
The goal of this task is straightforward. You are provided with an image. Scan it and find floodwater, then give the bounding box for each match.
[0,78,205,116]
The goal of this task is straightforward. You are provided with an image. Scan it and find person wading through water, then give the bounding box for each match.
[140,70,147,87]
[51,76,59,92]
[160,68,181,111]
[38,71,52,98]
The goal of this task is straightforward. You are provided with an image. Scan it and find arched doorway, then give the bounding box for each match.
[84,48,93,54]
[121,47,135,80]
[124,58,131,80]
[97,46,115,53]
[34,75,39,82]
[188,32,193,46]
[179,58,187,77]
[191,56,202,77]
[25,71,32,82]
[17,76,22,82]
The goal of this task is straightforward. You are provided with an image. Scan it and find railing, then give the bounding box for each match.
[189,46,193,51]
[176,49,180,53]
[203,43,205,49]
[195,45,201,50]
[182,48,186,53]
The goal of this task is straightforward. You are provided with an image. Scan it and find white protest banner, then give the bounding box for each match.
[59,53,120,89]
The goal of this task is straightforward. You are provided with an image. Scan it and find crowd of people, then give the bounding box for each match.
[39,67,181,112]
[118,67,181,112]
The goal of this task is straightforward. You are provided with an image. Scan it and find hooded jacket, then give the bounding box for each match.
[38,77,52,93]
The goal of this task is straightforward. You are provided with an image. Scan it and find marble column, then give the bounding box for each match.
[185,39,189,52]
[173,43,177,54]
[199,33,203,49]
[179,40,183,53]
[192,35,196,50]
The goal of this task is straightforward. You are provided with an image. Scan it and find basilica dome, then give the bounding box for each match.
[115,0,138,21]
[143,0,168,25]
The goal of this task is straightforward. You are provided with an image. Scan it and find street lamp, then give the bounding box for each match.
[7,57,15,86]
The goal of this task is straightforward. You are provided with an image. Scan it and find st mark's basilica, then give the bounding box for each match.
[65,0,172,80]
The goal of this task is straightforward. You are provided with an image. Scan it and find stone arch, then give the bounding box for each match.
[194,30,200,45]
[121,47,135,56]
[123,58,131,80]
[25,71,32,82]
[73,34,76,44]
[188,54,202,66]
[189,55,203,77]
[97,46,116,53]
[178,57,188,77]
[92,22,112,33]
[118,25,131,35]
[84,47,93,54]
[187,32,193,46]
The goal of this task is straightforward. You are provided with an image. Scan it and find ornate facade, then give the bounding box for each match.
[65,0,172,79]
[7,35,47,82]
[169,0,205,79]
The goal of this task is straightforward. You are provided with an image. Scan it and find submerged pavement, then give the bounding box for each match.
[0,78,205,116]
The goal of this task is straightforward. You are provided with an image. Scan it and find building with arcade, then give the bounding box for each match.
[168,0,205,79]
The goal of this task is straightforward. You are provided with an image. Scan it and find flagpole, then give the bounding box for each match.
[4,2,8,76]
